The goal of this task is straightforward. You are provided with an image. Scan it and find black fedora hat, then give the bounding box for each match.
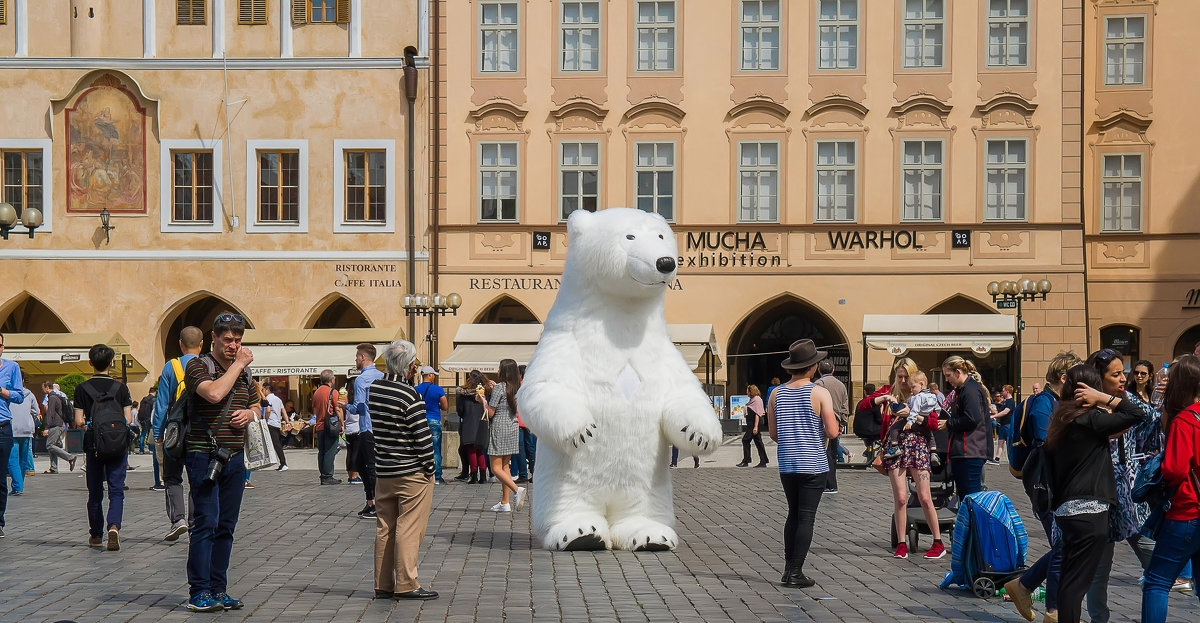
[780,339,827,371]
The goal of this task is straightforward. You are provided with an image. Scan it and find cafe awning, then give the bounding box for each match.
[2,332,149,376]
[440,324,723,374]
[862,314,1017,357]
[241,327,404,376]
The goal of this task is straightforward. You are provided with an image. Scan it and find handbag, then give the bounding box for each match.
[871,451,886,475]
[244,419,278,471]
[324,388,344,435]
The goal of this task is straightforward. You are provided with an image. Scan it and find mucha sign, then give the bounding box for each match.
[679,231,783,268]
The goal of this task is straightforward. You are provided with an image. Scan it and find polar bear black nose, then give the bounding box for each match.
[656,257,676,273]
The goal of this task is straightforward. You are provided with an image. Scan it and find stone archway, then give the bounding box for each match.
[1174,325,1200,358]
[473,295,539,324]
[160,292,253,360]
[726,294,849,394]
[0,293,70,333]
[304,293,373,329]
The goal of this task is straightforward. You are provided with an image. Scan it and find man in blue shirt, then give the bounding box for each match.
[0,332,26,538]
[152,326,203,542]
[414,366,447,485]
[346,343,384,519]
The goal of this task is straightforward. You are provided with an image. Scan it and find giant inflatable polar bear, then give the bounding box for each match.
[517,207,723,551]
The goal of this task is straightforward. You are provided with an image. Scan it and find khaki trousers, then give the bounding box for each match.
[374,473,433,593]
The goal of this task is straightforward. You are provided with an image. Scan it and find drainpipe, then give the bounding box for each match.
[404,49,418,343]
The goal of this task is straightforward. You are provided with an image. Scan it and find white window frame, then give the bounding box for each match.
[986,0,1029,68]
[1100,153,1143,233]
[478,141,520,223]
[1104,15,1146,86]
[0,139,52,234]
[245,139,308,233]
[633,141,676,221]
[561,1,601,72]
[983,138,1028,222]
[902,0,945,69]
[635,1,676,72]
[817,0,858,70]
[333,139,396,233]
[737,141,780,224]
[480,1,520,73]
[160,138,223,233]
[559,141,601,222]
[814,139,857,223]
[900,139,944,221]
[740,0,781,71]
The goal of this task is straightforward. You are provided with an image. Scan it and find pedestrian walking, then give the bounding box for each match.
[344,380,363,485]
[454,370,490,484]
[313,370,343,485]
[346,342,383,519]
[74,344,134,551]
[182,313,259,613]
[937,356,991,499]
[736,385,768,468]
[512,364,536,483]
[768,339,840,589]
[414,366,447,485]
[369,339,438,601]
[1043,362,1145,623]
[263,383,288,471]
[6,374,38,493]
[0,333,25,538]
[480,359,525,512]
[137,389,155,457]
[992,385,1014,464]
[39,380,77,474]
[153,326,202,541]
[813,359,848,492]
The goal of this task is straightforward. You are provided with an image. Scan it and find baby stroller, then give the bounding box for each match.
[890,431,956,551]
[939,490,1028,599]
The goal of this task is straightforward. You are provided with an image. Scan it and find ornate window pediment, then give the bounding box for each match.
[891,95,952,129]
[469,100,529,132]
[804,94,868,128]
[621,99,685,129]
[551,99,608,132]
[975,93,1038,128]
[1092,110,1152,144]
[726,98,790,128]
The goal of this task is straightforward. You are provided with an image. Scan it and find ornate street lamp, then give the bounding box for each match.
[403,292,463,317]
[987,277,1054,402]
[99,207,115,244]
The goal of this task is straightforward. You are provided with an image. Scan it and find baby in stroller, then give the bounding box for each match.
[883,371,941,467]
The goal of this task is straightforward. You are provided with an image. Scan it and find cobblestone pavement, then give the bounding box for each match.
[1,446,1198,622]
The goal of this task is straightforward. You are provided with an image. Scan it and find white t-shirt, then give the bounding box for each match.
[266,393,286,428]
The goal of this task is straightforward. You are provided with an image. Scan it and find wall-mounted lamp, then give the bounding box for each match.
[99,207,115,244]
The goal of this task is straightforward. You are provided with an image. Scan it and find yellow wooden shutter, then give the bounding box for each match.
[0,0,7,26]
[239,0,268,25]
[292,0,309,24]
[177,0,206,25]
[336,0,350,24]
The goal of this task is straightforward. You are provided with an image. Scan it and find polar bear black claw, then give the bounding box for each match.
[564,534,606,551]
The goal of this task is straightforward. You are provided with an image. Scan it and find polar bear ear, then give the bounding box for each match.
[567,208,595,239]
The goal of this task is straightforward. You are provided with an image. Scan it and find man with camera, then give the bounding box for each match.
[181,314,259,613]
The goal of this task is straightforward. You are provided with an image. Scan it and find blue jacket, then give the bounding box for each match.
[153,353,197,440]
[0,359,26,422]
[1025,388,1060,447]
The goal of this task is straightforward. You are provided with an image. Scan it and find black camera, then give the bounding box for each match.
[204,446,234,484]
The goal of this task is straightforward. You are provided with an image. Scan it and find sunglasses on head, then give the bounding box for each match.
[214,313,245,329]
[1094,348,1120,365]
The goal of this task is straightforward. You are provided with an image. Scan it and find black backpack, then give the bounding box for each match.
[1021,445,1053,520]
[82,382,130,460]
[853,401,882,439]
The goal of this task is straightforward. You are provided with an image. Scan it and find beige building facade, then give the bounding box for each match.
[431,0,1089,396]
[0,0,432,407]
[1083,0,1200,367]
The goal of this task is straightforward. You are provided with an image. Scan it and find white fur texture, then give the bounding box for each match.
[517,208,724,551]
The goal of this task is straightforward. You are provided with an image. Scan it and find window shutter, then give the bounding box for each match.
[292,0,309,24]
[239,0,268,25]
[177,0,206,25]
[0,0,7,26]
[336,0,350,24]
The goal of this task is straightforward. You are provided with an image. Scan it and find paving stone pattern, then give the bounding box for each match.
[1,453,1198,622]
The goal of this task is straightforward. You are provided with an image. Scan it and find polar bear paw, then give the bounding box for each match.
[563,422,599,450]
[675,424,715,455]
[610,518,679,552]
[546,517,611,551]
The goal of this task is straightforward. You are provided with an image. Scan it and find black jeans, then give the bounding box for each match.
[317,430,338,479]
[1056,511,1110,623]
[356,430,377,501]
[950,457,985,499]
[0,422,11,527]
[825,437,839,490]
[268,425,286,467]
[1020,512,1062,611]
[780,473,825,574]
[741,428,767,464]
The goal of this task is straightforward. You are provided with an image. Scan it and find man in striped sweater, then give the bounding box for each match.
[368,339,438,601]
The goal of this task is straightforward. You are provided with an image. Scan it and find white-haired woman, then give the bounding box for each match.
[368,340,438,601]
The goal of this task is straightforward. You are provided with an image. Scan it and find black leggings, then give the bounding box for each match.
[1056,511,1110,623]
[268,425,287,467]
[780,473,825,573]
[742,429,767,463]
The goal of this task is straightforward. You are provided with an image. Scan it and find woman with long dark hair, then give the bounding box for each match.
[1043,363,1145,623]
[480,359,525,512]
[1141,355,1200,622]
[1130,360,1155,403]
[456,370,491,484]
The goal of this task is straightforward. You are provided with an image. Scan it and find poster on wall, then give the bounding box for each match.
[729,395,750,420]
[711,396,724,419]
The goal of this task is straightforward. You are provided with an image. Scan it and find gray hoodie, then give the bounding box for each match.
[10,388,39,437]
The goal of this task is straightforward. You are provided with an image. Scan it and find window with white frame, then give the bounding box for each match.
[257,150,301,223]
[1101,154,1142,232]
[634,142,675,220]
[561,1,601,72]
[817,0,858,70]
[171,151,215,223]
[479,142,519,222]
[636,1,676,72]
[815,141,856,222]
[1104,16,1145,86]
[903,0,944,69]
[344,150,387,223]
[480,1,519,73]
[738,142,779,223]
[740,1,780,71]
[984,139,1027,221]
[1,150,43,221]
[986,0,1028,67]
[901,140,943,220]
[560,142,600,220]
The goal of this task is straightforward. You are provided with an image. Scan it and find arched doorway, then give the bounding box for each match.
[474,295,539,324]
[1175,325,1200,358]
[923,294,998,316]
[305,294,373,329]
[727,295,849,395]
[0,293,70,333]
[161,293,253,360]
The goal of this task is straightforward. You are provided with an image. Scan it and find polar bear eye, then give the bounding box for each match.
[626,234,635,240]
[658,234,664,239]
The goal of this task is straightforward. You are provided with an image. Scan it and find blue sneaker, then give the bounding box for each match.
[213,592,244,610]
[186,592,223,613]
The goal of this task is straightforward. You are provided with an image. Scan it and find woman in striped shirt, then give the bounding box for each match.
[767,339,840,589]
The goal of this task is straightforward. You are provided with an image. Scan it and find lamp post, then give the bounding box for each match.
[403,293,462,364]
[987,278,1053,402]
[0,202,43,240]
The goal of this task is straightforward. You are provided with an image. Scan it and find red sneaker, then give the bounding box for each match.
[893,543,909,558]
[924,541,947,559]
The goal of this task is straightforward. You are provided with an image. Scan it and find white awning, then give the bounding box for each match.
[241,328,403,376]
[2,332,148,376]
[862,314,1016,357]
[440,343,540,374]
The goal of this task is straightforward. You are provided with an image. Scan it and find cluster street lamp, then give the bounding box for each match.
[0,202,43,240]
[402,292,463,317]
[987,278,1053,402]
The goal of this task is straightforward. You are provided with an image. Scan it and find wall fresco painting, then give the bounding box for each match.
[66,76,147,214]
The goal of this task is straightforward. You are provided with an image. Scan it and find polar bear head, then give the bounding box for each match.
[564,208,678,301]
